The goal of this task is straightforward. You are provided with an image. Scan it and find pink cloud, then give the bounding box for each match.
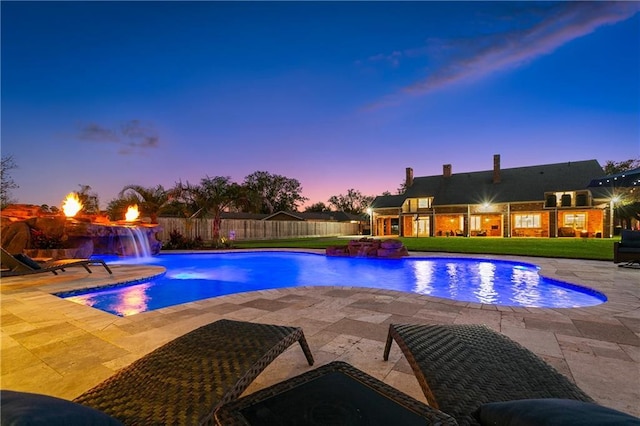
[366,2,640,110]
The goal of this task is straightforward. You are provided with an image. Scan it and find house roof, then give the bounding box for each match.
[297,211,362,222]
[370,194,405,209]
[220,212,269,220]
[373,159,609,207]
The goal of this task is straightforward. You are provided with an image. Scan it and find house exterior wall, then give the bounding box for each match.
[374,199,607,238]
[371,207,401,236]
[402,216,413,237]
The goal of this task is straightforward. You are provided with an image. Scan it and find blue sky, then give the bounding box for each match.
[2,1,639,210]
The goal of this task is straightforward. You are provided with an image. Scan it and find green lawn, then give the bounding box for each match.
[233,236,618,261]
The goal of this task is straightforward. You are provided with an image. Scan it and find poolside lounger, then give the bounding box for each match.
[0,247,112,277]
[73,319,314,425]
[384,323,594,425]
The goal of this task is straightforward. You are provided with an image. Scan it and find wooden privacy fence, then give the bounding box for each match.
[156,218,360,241]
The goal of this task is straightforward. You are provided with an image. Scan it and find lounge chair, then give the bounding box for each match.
[614,229,640,268]
[383,323,594,425]
[73,319,315,425]
[0,247,112,276]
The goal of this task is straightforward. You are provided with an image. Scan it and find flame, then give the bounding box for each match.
[62,193,83,217]
[125,205,140,222]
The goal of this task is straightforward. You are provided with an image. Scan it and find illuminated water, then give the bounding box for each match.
[59,252,606,317]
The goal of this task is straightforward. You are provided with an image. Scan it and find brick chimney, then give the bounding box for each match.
[493,154,501,184]
[443,164,452,178]
[405,167,414,188]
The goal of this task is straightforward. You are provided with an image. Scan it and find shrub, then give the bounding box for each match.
[163,230,205,250]
[30,228,63,249]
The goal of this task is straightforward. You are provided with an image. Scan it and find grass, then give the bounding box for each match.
[233,236,618,261]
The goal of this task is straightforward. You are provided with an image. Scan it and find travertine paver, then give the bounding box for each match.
[1,251,638,417]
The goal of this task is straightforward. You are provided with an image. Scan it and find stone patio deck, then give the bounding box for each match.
[1,251,639,417]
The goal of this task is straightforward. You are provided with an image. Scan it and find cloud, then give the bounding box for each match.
[77,120,160,154]
[77,123,119,142]
[366,2,640,110]
[368,50,403,67]
[121,120,160,149]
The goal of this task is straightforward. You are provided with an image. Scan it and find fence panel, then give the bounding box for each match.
[156,218,359,242]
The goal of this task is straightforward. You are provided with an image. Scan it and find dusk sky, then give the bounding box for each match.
[2,1,639,210]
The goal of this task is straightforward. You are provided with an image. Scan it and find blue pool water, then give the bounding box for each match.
[58,252,606,316]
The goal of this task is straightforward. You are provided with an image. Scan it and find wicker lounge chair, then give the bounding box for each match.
[383,323,594,425]
[0,247,112,276]
[73,319,314,425]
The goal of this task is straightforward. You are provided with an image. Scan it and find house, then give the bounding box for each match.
[369,155,613,238]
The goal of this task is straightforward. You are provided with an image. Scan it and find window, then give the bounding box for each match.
[418,198,432,208]
[514,214,540,228]
[575,192,588,206]
[470,216,481,231]
[564,213,586,229]
[545,194,557,208]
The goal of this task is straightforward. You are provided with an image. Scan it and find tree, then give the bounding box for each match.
[603,158,640,230]
[1,155,19,208]
[304,202,331,212]
[75,184,100,214]
[603,159,640,175]
[172,176,244,245]
[118,184,169,223]
[328,189,374,215]
[106,197,139,221]
[242,171,308,214]
[602,158,640,229]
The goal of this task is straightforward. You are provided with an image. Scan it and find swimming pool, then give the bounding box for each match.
[58,252,606,316]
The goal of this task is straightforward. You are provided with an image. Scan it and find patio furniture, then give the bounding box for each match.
[0,247,112,277]
[73,319,315,425]
[383,323,594,425]
[214,361,458,425]
[614,229,640,268]
[558,227,577,237]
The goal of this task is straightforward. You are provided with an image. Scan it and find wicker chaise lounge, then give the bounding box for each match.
[73,319,314,425]
[383,323,594,425]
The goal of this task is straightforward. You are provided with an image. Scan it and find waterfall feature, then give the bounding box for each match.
[0,206,163,259]
[117,226,152,258]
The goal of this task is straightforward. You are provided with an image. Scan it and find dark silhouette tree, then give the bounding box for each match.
[603,158,640,230]
[118,184,169,223]
[242,171,308,214]
[328,189,374,215]
[172,176,244,245]
[603,159,640,175]
[305,202,331,212]
[75,184,100,214]
[1,155,19,208]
